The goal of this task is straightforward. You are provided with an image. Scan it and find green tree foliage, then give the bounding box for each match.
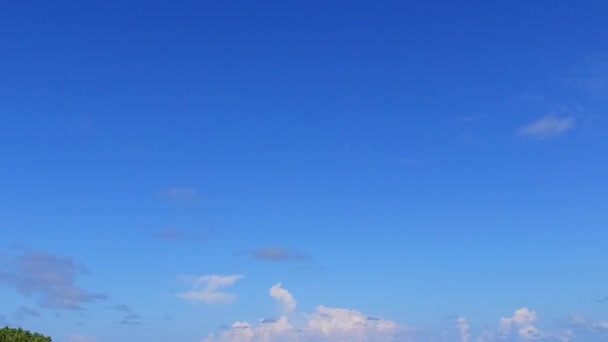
[0,327,52,342]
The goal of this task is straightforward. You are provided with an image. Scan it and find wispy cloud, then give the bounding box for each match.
[260,317,278,324]
[518,116,576,139]
[106,304,143,325]
[13,306,41,320]
[250,248,310,262]
[108,304,131,312]
[565,53,608,95]
[120,313,143,326]
[0,250,106,310]
[558,313,608,339]
[162,187,199,201]
[177,274,244,304]
[152,228,204,241]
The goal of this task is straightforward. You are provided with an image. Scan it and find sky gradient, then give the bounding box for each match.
[1,1,608,341]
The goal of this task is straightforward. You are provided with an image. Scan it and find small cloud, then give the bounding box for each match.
[0,249,106,310]
[250,248,310,262]
[596,296,608,303]
[152,228,204,241]
[14,306,41,320]
[518,116,576,139]
[269,283,297,313]
[260,317,279,324]
[121,313,143,326]
[162,187,199,201]
[108,304,131,312]
[177,274,244,304]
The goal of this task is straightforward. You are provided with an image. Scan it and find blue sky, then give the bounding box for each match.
[1,1,608,341]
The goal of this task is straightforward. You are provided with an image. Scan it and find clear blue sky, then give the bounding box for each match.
[1,1,607,341]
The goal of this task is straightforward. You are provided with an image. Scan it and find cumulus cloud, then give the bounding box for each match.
[307,305,399,340]
[518,116,575,139]
[250,248,310,262]
[0,250,106,310]
[477,308,574,342]
[177,275,244,304]
[269,283,296,313]
[206,316,294,342]
[202,284,402,342]
[457,317,470,342]
[499,308,543,340]
[195,282,589,342]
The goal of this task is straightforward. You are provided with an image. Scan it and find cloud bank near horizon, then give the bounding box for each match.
[198,283,606,342]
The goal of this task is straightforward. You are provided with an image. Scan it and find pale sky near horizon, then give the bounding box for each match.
[1,1,608,341]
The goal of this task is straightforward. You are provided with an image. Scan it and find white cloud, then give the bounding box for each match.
[499,308,543,340]
[269,283,296,313]
[197,284,587,342]
[477,308,574,342]
[306,305,398,341]
[177,274,244,304]
[518,116,575,139]
[457,317,471,342]
[204,316,294,342]
[202,284,402,342]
